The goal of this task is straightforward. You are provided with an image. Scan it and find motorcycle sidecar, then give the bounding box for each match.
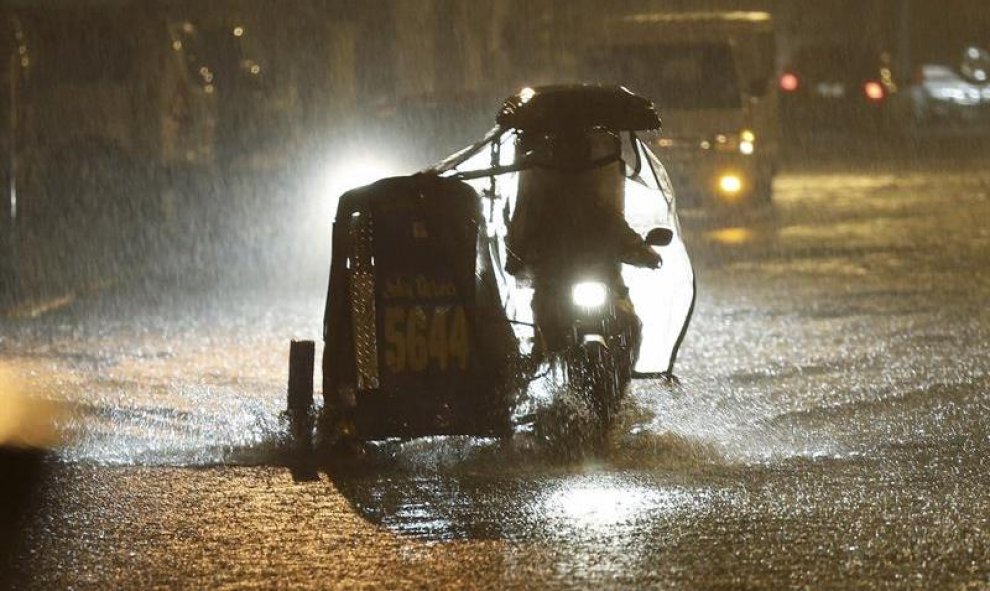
[291,174,519,447]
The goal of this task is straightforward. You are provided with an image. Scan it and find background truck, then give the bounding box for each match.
[582,10,780,209]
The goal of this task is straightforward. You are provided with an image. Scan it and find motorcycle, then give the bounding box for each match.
[525,226,674,443]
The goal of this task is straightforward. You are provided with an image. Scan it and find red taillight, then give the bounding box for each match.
[780,72,800,92]
[864,81,885,101]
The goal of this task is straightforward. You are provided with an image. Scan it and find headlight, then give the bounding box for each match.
[314,156,401,218]
[323,157,395,201]
[711,130,757,155]
[572,282,608,309]
[718,174,744,195]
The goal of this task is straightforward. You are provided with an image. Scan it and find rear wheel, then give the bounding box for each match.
[316,346,366,460]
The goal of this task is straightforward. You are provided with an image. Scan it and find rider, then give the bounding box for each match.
[505,128,661,353]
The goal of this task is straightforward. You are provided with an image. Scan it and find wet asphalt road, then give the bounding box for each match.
[2,163,990,589]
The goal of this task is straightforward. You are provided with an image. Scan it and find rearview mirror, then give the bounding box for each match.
[645,227,674,247]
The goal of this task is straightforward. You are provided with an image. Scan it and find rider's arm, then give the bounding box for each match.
[606,212,662,269]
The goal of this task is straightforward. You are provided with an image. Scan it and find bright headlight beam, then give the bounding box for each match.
[317,156,400,218]
[325,158,392,199]
[719,174,743,194]
[572,282,608,308]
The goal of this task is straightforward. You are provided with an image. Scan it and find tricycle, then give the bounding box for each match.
[287,85,695,458]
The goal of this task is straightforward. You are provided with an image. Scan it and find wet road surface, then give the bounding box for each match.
[2,165,990,589]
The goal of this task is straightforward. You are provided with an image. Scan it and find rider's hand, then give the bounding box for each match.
[626,247,662,269]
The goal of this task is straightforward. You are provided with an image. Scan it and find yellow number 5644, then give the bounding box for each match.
[383,306,469,373]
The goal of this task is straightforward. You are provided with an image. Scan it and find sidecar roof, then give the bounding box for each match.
[496,84,662,133]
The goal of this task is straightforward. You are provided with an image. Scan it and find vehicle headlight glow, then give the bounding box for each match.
[324,157,394,201]
[572,281,608,308]
[712,130,757,155]
[718,174,744,195]
[314,156,401,219]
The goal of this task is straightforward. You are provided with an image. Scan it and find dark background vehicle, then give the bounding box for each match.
[779,43,898,138]
[901,44,990,135]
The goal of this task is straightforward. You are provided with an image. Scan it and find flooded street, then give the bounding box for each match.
[3,165,990,589]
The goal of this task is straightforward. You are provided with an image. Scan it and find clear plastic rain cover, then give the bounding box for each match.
[434,129,695,375]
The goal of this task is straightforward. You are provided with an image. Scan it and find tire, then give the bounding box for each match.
[316,346,365,460]
[574,343,623,446]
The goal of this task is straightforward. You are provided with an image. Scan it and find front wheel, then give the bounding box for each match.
[572,343,625,445]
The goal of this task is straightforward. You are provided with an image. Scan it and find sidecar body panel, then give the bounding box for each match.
[323,175,517,440]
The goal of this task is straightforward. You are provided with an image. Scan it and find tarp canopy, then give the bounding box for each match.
[432,128,695,375]
[496,85,662,133]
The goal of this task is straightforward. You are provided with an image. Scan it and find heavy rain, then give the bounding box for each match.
[2,1,990,589]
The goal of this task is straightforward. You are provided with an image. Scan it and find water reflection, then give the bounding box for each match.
[705,226,757,247]
[543,474,698,529]
[681,206,782,268]
[321,448,755,586]
[327,439,729,546]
